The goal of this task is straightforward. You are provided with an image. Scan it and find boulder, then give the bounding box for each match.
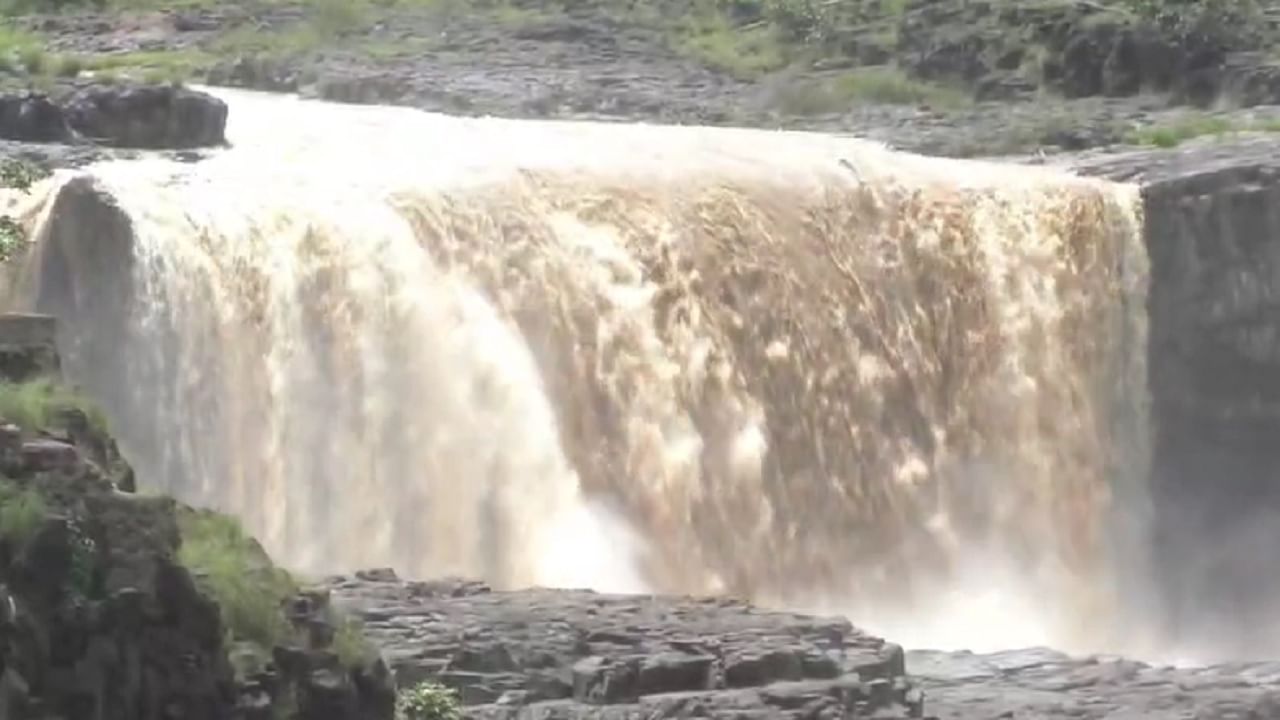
[62,83,228,149]
[0,93,73,143]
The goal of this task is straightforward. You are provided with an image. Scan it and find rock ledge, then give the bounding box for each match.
[325,570,923,719]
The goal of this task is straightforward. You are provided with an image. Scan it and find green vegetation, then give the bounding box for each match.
[1125,115,1280,147]
[65,516,98,597]
[1123,0,1264,49]
[0,158,42,194]
[0,481,46,548]
[396,681,462,720]
[674,6,787,79]
[0,378,108,433]
[0,157,48,262]
[178,507,384,688]
[177,508,298,649]
[332,613,375,668]
[774,66,969,114]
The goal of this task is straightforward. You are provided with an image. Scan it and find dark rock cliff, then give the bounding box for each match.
[1073,137,1280,659]
[0,83,227,150]
[0,314,394,720]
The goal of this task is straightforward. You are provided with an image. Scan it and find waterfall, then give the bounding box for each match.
[14,87,1149,655]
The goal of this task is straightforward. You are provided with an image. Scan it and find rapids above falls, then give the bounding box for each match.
[6,87,1171,660]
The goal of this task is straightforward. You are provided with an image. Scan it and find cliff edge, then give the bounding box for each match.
[0,313,395,720]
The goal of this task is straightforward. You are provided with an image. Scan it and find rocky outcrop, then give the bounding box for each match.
[909,647,1280,719]
[0,83,227,150]
[62,84,228,149]
[0,313,61,383]
[0,313,392,719]
[0,93,74,144]
[1070,136,1280,660]
[0,391,236,719]
[897,0,1260,106]
[324,570,922,719]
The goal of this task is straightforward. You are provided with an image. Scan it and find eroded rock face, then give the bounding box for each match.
[324,571,922,719]
[63,83,228,149]
[0,317,391,720]
[0,439,239,719]
[1072,136,1280,659]
[0,83,227,150]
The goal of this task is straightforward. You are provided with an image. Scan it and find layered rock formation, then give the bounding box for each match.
[910,646,1280,719]
[324,570,923,720]
[1071,136,1280,659]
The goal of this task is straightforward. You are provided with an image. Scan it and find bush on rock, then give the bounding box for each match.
[396,681,462,720]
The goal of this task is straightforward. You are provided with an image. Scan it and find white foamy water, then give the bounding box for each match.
[14,87,1152,656]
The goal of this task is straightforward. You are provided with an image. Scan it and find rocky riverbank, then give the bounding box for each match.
[9,0,1280,156]
[324,571,921,719]
[318,570,1280,720]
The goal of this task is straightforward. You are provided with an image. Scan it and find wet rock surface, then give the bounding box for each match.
[324,571,922,718]
[1062,137,1280,660]
[909,647,1280,719]
[323,569,1280,719]
[0,82,227,150]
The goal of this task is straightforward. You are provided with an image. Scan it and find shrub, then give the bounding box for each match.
[0,481,46,548]
[1125,0,1265,50]
[0,157,48,261]
[177,509,298,649]
[396,682,462,720]
[18,46,44,75]
[332,614,375,669]
[0,217,25,262]
[677,10,787,79]
[52,54,83,78]
[1,158,45,194]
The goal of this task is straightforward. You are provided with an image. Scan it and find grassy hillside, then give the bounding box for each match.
[1,0,1272,90]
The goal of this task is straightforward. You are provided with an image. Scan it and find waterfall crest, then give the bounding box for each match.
[16,88,1149,654]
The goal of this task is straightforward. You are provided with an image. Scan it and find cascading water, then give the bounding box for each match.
[11,87,1151,656]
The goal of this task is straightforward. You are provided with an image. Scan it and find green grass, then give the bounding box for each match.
[676,11,789,79]
[775,66,971,114]
[81,49,216,78]
[0,26,39,63]
[1124,115,1280,147]
[0,379,109,434]
[177,508,298,649]
[0,481,46,548]
[178,507,383,674]
[0,23,211,83]
[208,0,382,62]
